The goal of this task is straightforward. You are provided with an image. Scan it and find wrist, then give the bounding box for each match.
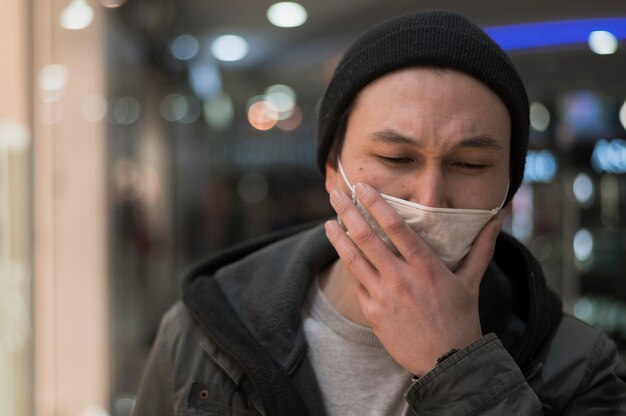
[411,348,461,379]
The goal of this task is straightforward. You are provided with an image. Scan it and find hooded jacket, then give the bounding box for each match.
[133,223,626,415]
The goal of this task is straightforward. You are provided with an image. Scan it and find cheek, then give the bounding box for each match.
[447,170,509,210]
[342,155,392,190]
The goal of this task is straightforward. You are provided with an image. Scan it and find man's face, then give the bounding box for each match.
[326,67,511,210]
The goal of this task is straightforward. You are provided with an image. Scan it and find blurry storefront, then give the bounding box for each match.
[1,1,626,415]
[1,2,32,414]
[2,0,109,415]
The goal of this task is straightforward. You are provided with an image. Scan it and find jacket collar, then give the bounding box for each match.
[490,232,563,366]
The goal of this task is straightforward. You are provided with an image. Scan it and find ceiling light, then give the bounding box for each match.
[60,0,94,30]
[588,30,618,55]
[211,35,249,62]
[267,2,308,28]
[485,18,626,51]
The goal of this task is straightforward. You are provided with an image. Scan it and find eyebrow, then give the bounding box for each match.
[457,135,503,150]
[370,129,418,146]
[369,129,503,150]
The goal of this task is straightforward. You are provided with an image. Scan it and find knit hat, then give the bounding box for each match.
[316,10,529,205]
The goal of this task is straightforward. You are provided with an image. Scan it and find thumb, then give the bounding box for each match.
[456,216,502,288]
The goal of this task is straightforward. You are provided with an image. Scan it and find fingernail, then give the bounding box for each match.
[325,220,337,236]
[355,182,367,195]
[330,190,341,204]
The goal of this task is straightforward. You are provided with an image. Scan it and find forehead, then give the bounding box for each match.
[346,66,511,149]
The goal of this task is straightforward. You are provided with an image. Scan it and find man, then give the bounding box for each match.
[134,11,626,415]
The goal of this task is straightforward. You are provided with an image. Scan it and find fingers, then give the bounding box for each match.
[324,219,379,290]
[351,183,438,270]
[456,215,502,290]
[329,188,395,268]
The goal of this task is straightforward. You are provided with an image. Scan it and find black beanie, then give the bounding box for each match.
[316,10,529,205]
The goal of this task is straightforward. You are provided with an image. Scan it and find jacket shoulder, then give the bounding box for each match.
[142,301,262,414]
[158,301,247,385]
[541,313,617,373]
[530,313,626,412]
[158,301,200,348]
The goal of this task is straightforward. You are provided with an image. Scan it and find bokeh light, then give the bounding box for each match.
[171,34,199,61]
[264,84,296,119]
[109,97,141,125]
[189,60,221,100]
[523,150,558,183]
[0,120,30,152]
[113,396,135,416]
[588,30,618,55]
[81,405,110,416]
[98,0,127,8]
[572,173,594,206]
[38,64,69,103]
[277,105,303,131]
[211,35,249,62]
[179,96,202,124]
[82,94,108,122]
[572,296,626,337]
[529,102,550,132]
[60,0,94,30]
[267,2,308,28]
[619,100,626,131]
[160,93,185,122]
[248,100,278,130]
[203,92,234,131]
[592,139,626,174]
[573,228,593,262]
[159,94,202,124]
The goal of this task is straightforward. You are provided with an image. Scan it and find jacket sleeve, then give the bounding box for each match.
[133,317,176,416]
[404,334,543,415]
[404,332,626,415]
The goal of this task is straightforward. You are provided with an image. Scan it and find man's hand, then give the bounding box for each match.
[325,182,502,376]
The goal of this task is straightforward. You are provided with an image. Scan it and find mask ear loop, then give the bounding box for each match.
[494,181,510,213]
[336,159,357,203]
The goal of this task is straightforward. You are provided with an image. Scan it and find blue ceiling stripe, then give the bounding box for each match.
[484,17,626,51]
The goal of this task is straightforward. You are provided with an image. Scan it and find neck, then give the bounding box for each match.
[318,259,370,327]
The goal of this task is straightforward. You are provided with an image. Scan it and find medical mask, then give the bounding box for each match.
[337,160,507,270]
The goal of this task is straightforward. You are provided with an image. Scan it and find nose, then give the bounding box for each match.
[407,165,448,208]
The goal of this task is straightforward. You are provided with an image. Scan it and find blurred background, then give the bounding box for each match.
[1,0,626,415]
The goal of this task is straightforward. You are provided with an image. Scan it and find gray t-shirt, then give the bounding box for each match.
[302,282,413,416]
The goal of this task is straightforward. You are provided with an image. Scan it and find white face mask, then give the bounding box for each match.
[337,160,507,270]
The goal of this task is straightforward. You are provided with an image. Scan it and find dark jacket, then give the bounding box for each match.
[134,224,626,415]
